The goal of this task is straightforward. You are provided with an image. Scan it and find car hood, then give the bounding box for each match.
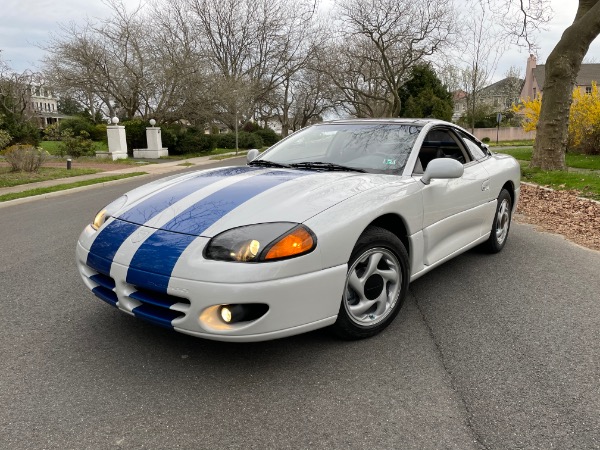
[112,166,395,237]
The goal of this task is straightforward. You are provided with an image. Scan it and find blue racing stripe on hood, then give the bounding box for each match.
[126,170,308,292]
[118,166,260,225]
[153,170,308,235]
[85,167,258,276]
[87,220,139,275]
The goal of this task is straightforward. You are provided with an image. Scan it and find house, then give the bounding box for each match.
[451,90,468,122]
[452,77,523,122]
[27,84,68,128]
[521,54,600,99]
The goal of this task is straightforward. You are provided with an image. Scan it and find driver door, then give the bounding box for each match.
[417,128,492,265]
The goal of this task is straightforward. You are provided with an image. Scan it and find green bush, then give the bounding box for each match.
[160,125,187,154]
[214,133,237,149]
[239,131,263,149]
[178,131,216,154]
[58,130,95,158]
[43,123,61,141]
[0,129,12,150]
[242,121,261,132]
[122,120,147,154]
[254,128,280,147]
[482,137,491,143]
[60,117,95,137]
[214,131,264,149]
[1,145,48,172]
[5,121,40,146]
[90,124,108,142]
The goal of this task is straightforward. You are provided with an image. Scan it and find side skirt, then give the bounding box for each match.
[409,233,490,283]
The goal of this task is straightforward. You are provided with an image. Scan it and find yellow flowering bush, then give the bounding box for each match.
[512,95,541,132]
[570,83,600,153]
[513,82,600,154]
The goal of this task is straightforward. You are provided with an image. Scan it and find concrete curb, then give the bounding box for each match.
[0,172,153,209]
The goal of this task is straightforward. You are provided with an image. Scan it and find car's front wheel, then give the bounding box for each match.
[332,226,409,339]
[484,188,512,253]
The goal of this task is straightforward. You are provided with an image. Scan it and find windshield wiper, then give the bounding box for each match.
[248,159,291,169]
[289,161,366,173]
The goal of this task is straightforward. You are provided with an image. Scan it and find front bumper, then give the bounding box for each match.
[76,240,347,342]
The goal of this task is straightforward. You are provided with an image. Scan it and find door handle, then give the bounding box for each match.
[481,179,490,191]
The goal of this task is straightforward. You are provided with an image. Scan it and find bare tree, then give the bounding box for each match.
[43,0,208,123]
[485,0,600,170]
[186,0,317,130]
[0,63,41,129]
[320,0,454,118]
[458,1,503,132]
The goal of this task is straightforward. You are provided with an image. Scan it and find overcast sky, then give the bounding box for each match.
[1,0,599,81]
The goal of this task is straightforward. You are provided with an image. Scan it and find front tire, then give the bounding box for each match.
[332,226,409,340]
[484,189,512,253]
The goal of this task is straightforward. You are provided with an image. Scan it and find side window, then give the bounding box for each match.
[414,128,472,174]
[459,132,487,161]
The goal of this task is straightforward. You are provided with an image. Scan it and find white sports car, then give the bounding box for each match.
[77,119,520,342]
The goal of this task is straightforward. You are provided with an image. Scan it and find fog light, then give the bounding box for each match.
[219,304,246,324]
[221,306,232,323]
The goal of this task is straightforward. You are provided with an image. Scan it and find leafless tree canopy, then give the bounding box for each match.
[321,0,455,118]
[38,0,459,128]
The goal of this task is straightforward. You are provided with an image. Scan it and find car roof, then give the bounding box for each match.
[321,118,451,127]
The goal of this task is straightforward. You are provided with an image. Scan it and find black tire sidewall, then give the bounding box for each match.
[333,226,409,339]
[487,189,512,253]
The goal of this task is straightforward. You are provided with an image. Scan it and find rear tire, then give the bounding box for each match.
[332,226,409,340]
[484,189,512,253]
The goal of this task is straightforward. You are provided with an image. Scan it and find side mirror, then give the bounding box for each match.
[246,149,259,163]
[421,158,464,185]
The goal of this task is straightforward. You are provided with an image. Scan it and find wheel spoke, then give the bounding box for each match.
[347,271,365,299]
[372,289,390,316]
[378,267,398,282]
[363,252,382,279]
[348,299,378,317]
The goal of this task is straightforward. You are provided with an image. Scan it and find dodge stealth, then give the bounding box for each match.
[76,119,520,342]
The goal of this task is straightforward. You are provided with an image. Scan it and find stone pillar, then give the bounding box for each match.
[133,119,169,158]
[98,117,128,160]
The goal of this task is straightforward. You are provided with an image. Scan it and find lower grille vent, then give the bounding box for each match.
[129,288,190,329]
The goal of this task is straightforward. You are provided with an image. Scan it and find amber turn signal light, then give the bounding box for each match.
[265,226,315,260]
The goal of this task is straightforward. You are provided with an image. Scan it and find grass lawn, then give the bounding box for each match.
[496,149,600,200]
[40,140,108,155]
[161,147,267,160]
[0,172,147,202]
[489,140,534,147]
[521,164,600,201]
[495,147,600,171]
[0,167,101,188]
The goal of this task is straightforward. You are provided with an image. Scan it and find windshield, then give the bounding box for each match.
[257,123,422,174]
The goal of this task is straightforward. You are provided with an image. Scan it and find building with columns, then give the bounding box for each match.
[28,85,67,127]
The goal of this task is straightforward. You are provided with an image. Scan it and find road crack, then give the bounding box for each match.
[410,288,490,450]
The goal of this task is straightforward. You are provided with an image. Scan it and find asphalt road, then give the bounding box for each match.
[1,158,599,449]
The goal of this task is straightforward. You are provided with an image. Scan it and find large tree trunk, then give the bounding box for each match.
[532,0,600,170]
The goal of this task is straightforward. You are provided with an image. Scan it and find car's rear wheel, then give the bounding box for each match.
[332,226,409,339]
[484,188,512,253]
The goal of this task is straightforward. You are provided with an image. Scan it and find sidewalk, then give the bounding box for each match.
[0,153,248,209]
[0,154,244,197]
